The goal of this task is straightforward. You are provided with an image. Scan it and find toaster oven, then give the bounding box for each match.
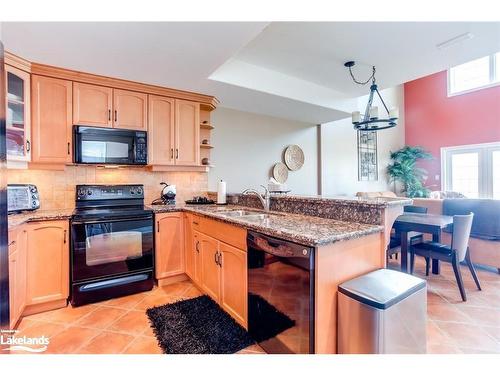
[7,184,40,213]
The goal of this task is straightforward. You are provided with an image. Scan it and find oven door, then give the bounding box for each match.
[71,215,154,282]
[74,126,141,165]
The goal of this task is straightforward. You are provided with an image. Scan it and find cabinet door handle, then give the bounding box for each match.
[170,148,174,159]
[26,140,31,152]
[63,230,67,244]
[192,221,199,226]
[176,149,179,159]
[218,252,222,267]
[195,241,200,253]
[67,142,71,155]
[114,110,118,122]
[214,251,219,265]
[157,221,160,232]
[108,109,111,122]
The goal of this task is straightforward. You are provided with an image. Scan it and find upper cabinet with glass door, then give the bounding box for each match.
[5,64,31,162]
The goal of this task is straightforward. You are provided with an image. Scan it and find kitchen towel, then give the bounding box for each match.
[217,180,226,204]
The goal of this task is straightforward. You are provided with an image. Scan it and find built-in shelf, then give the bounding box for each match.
[7,96,24,105]
[200,144,213,149]
[200,123,214,130]
[6,125,24,132]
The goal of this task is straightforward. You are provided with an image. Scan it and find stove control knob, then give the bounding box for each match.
[87,189,93,196]
[77,189,86,197]
[136,187,143,195]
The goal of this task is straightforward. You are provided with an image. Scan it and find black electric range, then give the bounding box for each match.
[70,184,154,306]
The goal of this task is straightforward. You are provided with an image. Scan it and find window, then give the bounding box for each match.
[442,142,500,198]
[448,52,500,96]
[493,151,500,199]
[450,152,479,198]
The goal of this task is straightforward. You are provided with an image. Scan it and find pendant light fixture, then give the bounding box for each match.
[344,61,398,131]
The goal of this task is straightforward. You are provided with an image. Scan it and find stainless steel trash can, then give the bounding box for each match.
[338,268,427,354]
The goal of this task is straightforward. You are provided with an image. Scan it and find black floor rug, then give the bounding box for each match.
[146,295,253,354]
[146,294,295,354]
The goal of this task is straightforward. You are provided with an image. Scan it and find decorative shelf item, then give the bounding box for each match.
[284,144,304,171]
[200,120,214,130]
[272,162,289,184]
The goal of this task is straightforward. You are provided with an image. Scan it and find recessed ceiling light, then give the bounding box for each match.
[436,32,474,50]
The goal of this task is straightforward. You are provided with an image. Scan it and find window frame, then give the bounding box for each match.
[447,53,500,97]
[441,142,500,198]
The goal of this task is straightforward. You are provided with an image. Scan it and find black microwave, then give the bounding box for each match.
[73,126,147,165]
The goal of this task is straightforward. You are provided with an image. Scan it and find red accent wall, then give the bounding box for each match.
[404,70,500,189]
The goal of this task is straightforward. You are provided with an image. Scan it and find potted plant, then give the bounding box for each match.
[387,146,433,198]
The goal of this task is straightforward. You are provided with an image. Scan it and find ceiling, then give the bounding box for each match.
[2,22,499,123]
[231,22,500,96]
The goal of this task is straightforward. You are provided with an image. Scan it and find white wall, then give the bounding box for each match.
[320,86,405,196]
[209,108,318,195]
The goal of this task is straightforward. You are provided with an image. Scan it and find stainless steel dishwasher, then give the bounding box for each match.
[247,231,315,354]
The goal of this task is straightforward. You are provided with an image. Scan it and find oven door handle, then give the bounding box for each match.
[72,216,152,225]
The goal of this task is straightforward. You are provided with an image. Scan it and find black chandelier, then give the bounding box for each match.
[344,61,398,131]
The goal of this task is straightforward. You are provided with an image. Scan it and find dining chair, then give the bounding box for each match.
[409,213,481,301]
[387,205,428,262]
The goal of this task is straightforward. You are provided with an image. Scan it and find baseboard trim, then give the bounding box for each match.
[157,273,188,287]
[22,299,68,317]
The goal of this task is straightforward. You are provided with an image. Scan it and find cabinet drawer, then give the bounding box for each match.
[192,215,247,251]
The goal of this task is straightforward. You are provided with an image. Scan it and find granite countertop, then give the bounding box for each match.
[8,204,384,247]
[151,204,384,246]
[8,209,74,228]
[269,194,413,207]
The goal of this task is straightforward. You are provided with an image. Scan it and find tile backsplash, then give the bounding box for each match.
[8,166,208,210]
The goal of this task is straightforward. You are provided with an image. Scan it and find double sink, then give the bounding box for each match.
[215,209,275,222]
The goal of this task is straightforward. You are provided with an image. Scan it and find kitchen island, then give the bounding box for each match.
[8,195,410,353]
[151,202,389,354]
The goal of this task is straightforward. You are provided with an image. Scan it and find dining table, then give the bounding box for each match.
[392,213,454,274]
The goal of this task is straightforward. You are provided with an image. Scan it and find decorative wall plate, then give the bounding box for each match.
[284,145,304,171]
[272,162,289,184]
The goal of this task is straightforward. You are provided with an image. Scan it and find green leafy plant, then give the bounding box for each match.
[387,146,433,198]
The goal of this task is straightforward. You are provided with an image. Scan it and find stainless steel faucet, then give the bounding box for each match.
[242,185,270,211]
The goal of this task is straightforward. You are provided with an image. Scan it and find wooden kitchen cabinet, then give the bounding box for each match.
[73,84,147,131]
[175,99,200,166]
[198,231,221,301]
[5,64,31,163]
[73,82,113,127]
[113,89,148,131]
[219,242,247,327]
[8,227,27,329]
[155,212,185,281]
[148,95,175,165]
[25,220,69,313]
[191,231,203,285]
[195,220,248,326]
[31,75,73,164]
[184,213,195,279]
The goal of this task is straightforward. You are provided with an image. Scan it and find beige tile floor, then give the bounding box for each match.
[6,257,500,354]
[387,257,500,354]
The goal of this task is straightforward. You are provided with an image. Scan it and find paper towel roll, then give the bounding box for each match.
[217,180,227,204]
